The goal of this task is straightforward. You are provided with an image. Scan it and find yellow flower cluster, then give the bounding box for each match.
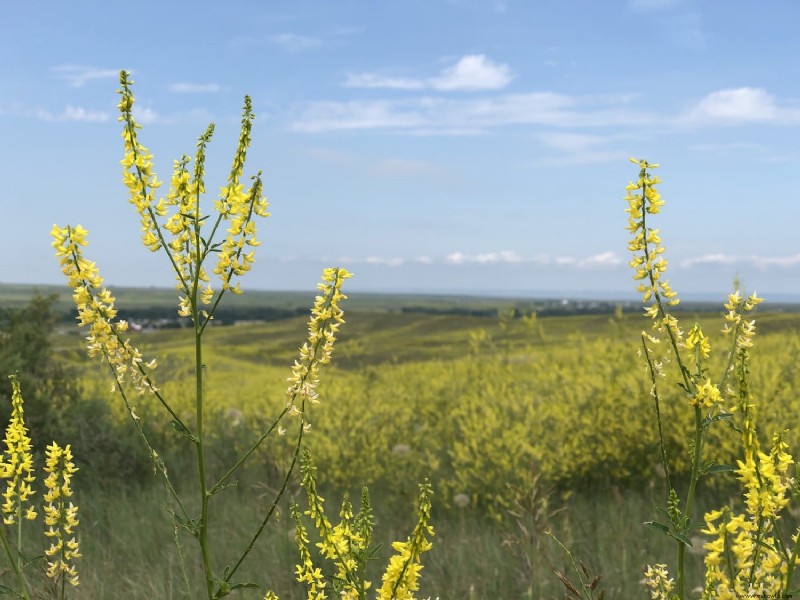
[294,450,373,599]
[377,481,434,600]
[286,268,352,418]
[692,379,723,409]
[685,323,711,361]
[212,97,269,296]
[701,427,794,594]
[0,375,37,524]
[51,224,158,394]
[118,71,164,253]
[642,564,675,600]
[625,158,677,309]
[291,502,327,600]
[723,291,763,353]
[292,449,432,600]
[116,71,271,318]
[42,442,80,587]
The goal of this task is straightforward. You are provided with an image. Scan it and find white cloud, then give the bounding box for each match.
[32,105,110,123]
[365,256,405,267]
[269,33,322,52]
[539,132,604,153]
[343,73,425,90]
[429,54,513,91]
[170,82,222,93]
[292,92,652,134]
[134,106,159,124]
[445,251,525,265]
[344,54,512,93]
[53,65,119,88]
[682,253,800,269]
[683,87,800,125]
[555,252,623,268]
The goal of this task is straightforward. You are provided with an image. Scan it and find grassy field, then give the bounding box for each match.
[16,294,793,597]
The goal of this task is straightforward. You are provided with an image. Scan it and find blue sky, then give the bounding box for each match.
[3,0,800,300]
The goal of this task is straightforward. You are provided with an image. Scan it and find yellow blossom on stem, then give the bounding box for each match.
[625,159,680,327]
[42,442,80,588]
[118,71,164,253]
[0,375,37,526]
[377,481,434,600]
[286,268,352,419]
[51,224,159,396]
[643,564,675,600]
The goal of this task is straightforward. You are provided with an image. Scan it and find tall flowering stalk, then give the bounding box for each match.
[0,374,37,599]
[42,442,81,597]
[52,71,353,599]
[626,159,800,598]
[291,449,434,600]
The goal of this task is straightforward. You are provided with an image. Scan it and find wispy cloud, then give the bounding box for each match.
[344,74,425,90]
[269,33,322,52]
[446,250,526,265]
[681,253,800,269]
[170,82,222,93]
[682,87,800,125]
[365,256,406,267]
[25,105,111,123]
[52,65,119,88]
[430,54,513,91]
[291,92,652,134]
[555,252,623,268]
[294,82,800,136]
[536,133,629,165]
[344,54,513,92]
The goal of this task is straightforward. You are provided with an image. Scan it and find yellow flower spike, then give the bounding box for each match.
[0,375,37,526]
[42,442,81,587]
[286,268,352,420]
[51,225,159,395]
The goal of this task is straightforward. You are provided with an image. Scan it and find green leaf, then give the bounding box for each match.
[644,521,692,546]
[644,520,670,535]
[705,464,735,475]
[170,419,198,443]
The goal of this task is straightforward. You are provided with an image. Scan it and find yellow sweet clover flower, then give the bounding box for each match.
[42,442,80,587]
[625,159,680,330]
[212,96,270,296]
[691,379,722,409]
[0,375,37,525]
[722,291,763,353]
[51,224,158,395]
[642,564,675,600]
[685,323,711,360]
[286,267,352,419]
[377,481,434,600]
[118,71,163,253]
[291,502,327,600]
[295,450,372,598]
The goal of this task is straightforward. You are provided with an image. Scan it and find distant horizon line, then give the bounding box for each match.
[3,281,800,305]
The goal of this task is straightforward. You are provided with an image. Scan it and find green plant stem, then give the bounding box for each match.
[15,507,22,579]
[210,406,289,495]
[784,532,800,593]
[194,325,213,599]
[224,411,306,583]
[641,335,671,492]
[0,522,30,600]
[676,405,703,598]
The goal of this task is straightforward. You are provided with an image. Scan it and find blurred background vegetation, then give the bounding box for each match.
[2,286,799,597]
